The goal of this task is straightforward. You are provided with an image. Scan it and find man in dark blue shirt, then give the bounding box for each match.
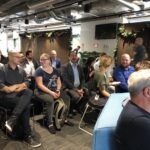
[113,53,134,93]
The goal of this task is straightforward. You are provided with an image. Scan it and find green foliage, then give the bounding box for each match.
[118,25,136,45]
[79,51,100,66]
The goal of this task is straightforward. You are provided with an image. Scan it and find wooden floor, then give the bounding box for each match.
[0,114,93,150]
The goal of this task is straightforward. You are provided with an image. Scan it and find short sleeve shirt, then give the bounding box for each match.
[0,64,28,89]
[35,67,60,92]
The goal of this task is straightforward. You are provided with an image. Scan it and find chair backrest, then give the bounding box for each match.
[92,93,130,150]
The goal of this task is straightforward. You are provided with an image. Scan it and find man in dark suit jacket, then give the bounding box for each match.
[62,51,88,116]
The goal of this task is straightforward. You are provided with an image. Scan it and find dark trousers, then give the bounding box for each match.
[34,89,70,126]
[0,89,33,137]
[60,89,70,116]
[66,88,89,114]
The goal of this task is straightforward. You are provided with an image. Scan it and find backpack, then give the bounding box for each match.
[53,98,67,130]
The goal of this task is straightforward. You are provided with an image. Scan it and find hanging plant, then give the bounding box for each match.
[118,25,136,47]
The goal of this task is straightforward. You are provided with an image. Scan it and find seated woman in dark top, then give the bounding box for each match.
[34,53,71,134]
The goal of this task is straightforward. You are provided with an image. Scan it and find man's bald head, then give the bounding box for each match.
[121,53,131,68]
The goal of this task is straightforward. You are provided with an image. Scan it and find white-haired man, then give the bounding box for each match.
[115,69,150,150]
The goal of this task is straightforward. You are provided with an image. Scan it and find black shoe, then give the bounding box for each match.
[5,116,17,133]
[24,135,41,148]
[64,120,74,127]
[48,125,56,134]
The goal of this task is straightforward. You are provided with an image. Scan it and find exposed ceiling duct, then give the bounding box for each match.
[133,0,150,9]
[116,0,141,11]
[27,0,55,9]
[0,0,150,32]
[49,10,75,24]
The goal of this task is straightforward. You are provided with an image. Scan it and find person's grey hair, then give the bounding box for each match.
[128,69,150,97]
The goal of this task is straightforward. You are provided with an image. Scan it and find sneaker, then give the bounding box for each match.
[5,116,17,133]
[48,125,56,134]
[24,135,41,148]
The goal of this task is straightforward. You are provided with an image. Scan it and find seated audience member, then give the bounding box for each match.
[83,57,95,88]
[50,50,61,70]
[94,55,114,98]
[122,60,150,107]
[0,51,41,148]
[24,50,39,71]
[24,50,39,90]
[115,69,150,150]
[0,50,8,64]
[34,53,72,134]
[19,53,33,77]
[113,53,135,93]
[93,52,107,71]
[135,60,150,71]
[62,50,89,116]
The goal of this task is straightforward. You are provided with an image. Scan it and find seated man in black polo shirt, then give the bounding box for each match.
[0,51,41,148]
[115,69,150,150]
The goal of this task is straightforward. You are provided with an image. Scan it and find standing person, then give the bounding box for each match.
[62,50,89,116]
[0,51,41,148]
[113,53,135,93]
[50,50,61,70]
[133,37,147,65]
[34,53,72,134]
[115,69,150,150]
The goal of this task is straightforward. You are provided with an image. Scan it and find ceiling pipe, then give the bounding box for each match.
[27,0,55,9]
[49,10,75,24]
[116,0,141,11]
[133,0,150,9]
[49,11,65,22]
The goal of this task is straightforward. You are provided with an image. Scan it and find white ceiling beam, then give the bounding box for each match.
[116,0,141,11]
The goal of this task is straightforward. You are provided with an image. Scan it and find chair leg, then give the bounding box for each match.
[78,104,93,136]
[30,104,35,130]
[1,108,8,137]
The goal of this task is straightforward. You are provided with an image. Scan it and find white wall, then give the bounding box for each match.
[72,25,81,49]
[80,17,124,56]
[0,31,21,57]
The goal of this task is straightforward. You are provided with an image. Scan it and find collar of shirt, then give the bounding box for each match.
[8,64,19,71]
[70,61,77,67]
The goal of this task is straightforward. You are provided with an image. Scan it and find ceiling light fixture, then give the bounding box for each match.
[78,1,83,7]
